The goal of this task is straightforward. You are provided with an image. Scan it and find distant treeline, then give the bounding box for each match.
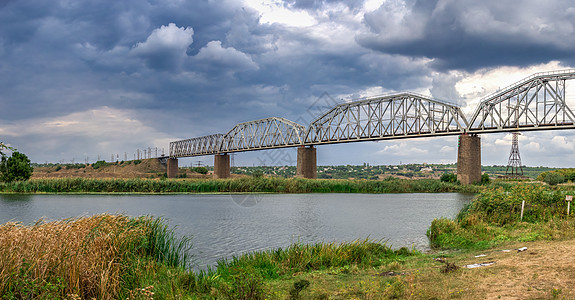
[0,177,480,194]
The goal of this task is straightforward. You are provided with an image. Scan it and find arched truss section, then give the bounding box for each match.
[220,117,305,152]
[304,92,468,144]
[169,134,224,158]
[468,69,575,133]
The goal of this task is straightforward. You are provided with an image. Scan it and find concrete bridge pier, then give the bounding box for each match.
[296,146,317,179]
[457,134,481,185]
[214,153,230,179]
[167,158,179,178]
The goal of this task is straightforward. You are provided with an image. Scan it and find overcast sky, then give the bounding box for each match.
[1,0,575,167]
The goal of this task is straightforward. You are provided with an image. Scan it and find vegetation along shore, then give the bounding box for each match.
[3,181,575,299]
[0,176,482,194]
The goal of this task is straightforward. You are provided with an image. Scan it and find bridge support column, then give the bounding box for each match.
[167,158,178,178]
[214,153,230,179]
[457,134,481,185]
[296,146,317,179]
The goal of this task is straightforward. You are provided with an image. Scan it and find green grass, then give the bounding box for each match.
[427,182,575,250]
[0,177,480,194]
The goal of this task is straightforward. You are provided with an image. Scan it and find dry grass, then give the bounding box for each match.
[0,214,146,299]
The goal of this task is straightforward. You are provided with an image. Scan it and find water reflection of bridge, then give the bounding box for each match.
[168,70,575,184]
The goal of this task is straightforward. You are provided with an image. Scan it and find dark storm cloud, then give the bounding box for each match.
[357,0,575,71]
[2,0,572,164]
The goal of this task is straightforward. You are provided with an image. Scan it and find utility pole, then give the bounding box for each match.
[506,132,524,177]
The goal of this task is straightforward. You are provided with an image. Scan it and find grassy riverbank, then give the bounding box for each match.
[0,177,479,194]
[427,182,575,250]
[3,212,575,299]
[4,182,575,299]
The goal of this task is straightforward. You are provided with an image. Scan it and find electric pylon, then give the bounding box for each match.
[506,132,524,177]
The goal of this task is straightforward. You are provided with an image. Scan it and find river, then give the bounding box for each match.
[0,193,474,269]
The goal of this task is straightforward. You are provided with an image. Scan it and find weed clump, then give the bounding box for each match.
[428,183,575,250]
[0,214,191,299]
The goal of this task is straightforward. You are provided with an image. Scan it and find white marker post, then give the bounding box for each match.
[566,195,573,215]
[520,200,525,221]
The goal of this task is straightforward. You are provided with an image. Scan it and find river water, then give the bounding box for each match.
[0,193,474,269]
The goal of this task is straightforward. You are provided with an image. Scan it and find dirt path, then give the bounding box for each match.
[456,240,575,299]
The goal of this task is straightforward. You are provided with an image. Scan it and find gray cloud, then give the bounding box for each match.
[1,0,574,166]
[358,0,575,71]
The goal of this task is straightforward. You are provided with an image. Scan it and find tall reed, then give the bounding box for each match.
[0,177,478,194]
[0,214,192,299]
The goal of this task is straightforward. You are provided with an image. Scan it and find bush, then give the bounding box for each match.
[481,173,490,184]
[440,173,457,183]
[92,160,109,170]
[1,152,33,182]
[543,172,564,185]
[193,166,208,174]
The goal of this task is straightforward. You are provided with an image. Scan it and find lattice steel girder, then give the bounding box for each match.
[468,69,575,132]
[304,92,468,144]
[169,134,224,157]
[219,117,306,152]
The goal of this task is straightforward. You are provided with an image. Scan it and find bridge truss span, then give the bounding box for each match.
[468,69,575,133]
[304,93,468,145]
[220,117,306,152]
[169,134,224,158]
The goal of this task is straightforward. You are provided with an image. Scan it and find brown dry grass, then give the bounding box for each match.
[403,240,575,299]
[0,214,145,299]
[31,159,175,179]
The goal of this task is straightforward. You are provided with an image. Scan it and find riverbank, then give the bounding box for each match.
[3,182,575,298]
[0,177,481,194]
[2,214,574,299]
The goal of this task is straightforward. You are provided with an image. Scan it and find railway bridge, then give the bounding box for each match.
[168,69,575,184]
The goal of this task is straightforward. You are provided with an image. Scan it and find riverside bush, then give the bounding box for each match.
[428,183,575,250]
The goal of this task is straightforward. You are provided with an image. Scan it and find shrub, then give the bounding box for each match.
[481,173,490,184]
[543,172,564,185]
[1,152,33,182]
[91,160,109,170]
[440,173,457,183]
[193,166,208,174]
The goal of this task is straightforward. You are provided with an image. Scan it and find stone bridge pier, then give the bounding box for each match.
[214,153,230,179]
[296,146,317,179]
[457,134,481,185]
[167,158,178,178]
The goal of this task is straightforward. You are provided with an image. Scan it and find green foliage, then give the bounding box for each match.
[540,172,565,185]
[138,217,193,268]
[290,279,311,299]
[440,173,458,183]
[481,173,490,184]
[428,183,575,250]
[1,152,33,182]
[251,170,264,178]
[192,166,208,174]
[133,159,142,165]
[91,160,109,170]
[0,177,479,194]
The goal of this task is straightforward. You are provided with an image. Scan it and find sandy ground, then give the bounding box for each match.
[454,239,575,299]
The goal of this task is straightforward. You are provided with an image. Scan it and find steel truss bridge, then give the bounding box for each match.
[170,69,575,158]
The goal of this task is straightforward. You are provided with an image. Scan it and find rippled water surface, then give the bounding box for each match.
[0,193,474,269]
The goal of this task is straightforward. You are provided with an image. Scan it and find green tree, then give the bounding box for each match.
[1,151,33,182]
[0,142,14,158]
[440,173,458,183]
[193,166,208,174]
[543,172,565,185]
